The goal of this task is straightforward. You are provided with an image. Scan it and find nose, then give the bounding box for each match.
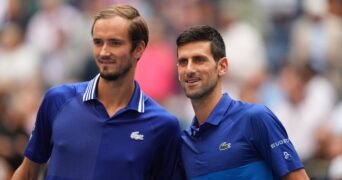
[99,44,110,57]
[185,60,195,73]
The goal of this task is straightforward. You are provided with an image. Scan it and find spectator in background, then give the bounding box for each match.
[135,17,177,105]
[218,1,268,103]
[3,0,34,31]
[257,0,300,73]
[0,22,43,173]
[0,21,43,131]
[155,0,217,40]
[271,63,336,168]
[314,101,342,179]
[25,0,88,87]
[0,0,37,32]
[327,103,342,179]
[289,0,342,100]
[0,23,41,89]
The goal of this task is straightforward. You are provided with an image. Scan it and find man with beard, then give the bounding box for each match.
[12,4,181,180]
[176,25,309,179]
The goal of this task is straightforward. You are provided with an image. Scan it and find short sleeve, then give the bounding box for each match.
[247,105,304,177]
[24,85,75,163]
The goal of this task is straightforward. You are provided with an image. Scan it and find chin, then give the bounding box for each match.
[100,72,120,81]
[185,91,201,99]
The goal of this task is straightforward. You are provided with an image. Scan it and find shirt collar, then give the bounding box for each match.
[83,74,100,102]
[205,93,232,125]
[128,81,145,113]
[82,74,145,113]
[185,93,232,136]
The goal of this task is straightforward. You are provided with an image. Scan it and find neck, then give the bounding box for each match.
[191,87,222,127]
[97,76,135,116]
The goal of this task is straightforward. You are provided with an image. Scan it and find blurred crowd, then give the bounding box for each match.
[0,0,341,179]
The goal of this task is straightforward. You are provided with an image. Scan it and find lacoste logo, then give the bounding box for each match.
[130,131,144,140]
[219,142,231,151]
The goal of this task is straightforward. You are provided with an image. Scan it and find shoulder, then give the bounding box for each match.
[43,82,87,105]
[230,99,272,118]
[244,103,273,119]
[232,100,278,127]
[239,103,286,134]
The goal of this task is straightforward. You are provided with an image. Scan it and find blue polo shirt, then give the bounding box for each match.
[180,93,303,179]
[25,74,181,180]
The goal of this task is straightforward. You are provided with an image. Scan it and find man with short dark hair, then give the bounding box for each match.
[176,25,309,180]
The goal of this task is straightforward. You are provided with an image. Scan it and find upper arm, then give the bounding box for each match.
[11,157,43,180]
[25,85,74,163]
[248,106,305,177]
[282,168,310,180]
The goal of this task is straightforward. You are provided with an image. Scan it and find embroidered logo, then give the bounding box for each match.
[270,138,290,149]
[130,131,144,140]
[283,151,292,160]
[219,142,231,151]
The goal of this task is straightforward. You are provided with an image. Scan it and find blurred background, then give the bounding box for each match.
[0,0,341,179]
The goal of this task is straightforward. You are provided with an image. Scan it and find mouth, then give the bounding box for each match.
[185,77,200,86]
[98,59,115,65]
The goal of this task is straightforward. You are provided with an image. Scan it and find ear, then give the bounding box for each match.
[133,41,146,60]
[217,57,228,77]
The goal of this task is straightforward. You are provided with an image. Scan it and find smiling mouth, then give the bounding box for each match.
[185,78,200,85]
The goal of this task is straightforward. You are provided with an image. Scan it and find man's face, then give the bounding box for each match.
[92,16,142,81]
[177,41,222,99]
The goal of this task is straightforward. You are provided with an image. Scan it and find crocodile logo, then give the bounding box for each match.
[130,131,144,140]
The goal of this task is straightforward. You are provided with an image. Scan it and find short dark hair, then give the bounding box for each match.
[176,25,226,61]
[91,4,149,51]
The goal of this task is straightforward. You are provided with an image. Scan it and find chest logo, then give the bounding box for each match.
[130,131,144,140]
[219,142,231,151]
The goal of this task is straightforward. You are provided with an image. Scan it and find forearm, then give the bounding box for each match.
[282,168,310,180]
[11,158,41,180]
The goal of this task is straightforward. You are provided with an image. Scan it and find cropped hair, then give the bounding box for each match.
[176,25,226,61]
[91,4,149,51]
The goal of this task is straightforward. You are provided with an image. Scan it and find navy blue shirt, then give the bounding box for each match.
[180,93,303,179]
[25,75,181,180]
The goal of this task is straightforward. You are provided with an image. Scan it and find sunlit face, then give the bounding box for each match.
[92,16,142,81]
[177,41,225,99]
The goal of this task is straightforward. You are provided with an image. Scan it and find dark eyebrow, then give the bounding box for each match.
[192,55,207,60]
[92,36,123,41]
[108,38,124,43]
[177,57,187,61]
[92,38,102,43]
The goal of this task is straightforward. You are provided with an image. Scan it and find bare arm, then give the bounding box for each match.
[282,168,310,180]
[11,157,42,180]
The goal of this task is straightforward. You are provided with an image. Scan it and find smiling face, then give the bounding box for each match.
[177,41,227,100]
[92,16,144,81]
